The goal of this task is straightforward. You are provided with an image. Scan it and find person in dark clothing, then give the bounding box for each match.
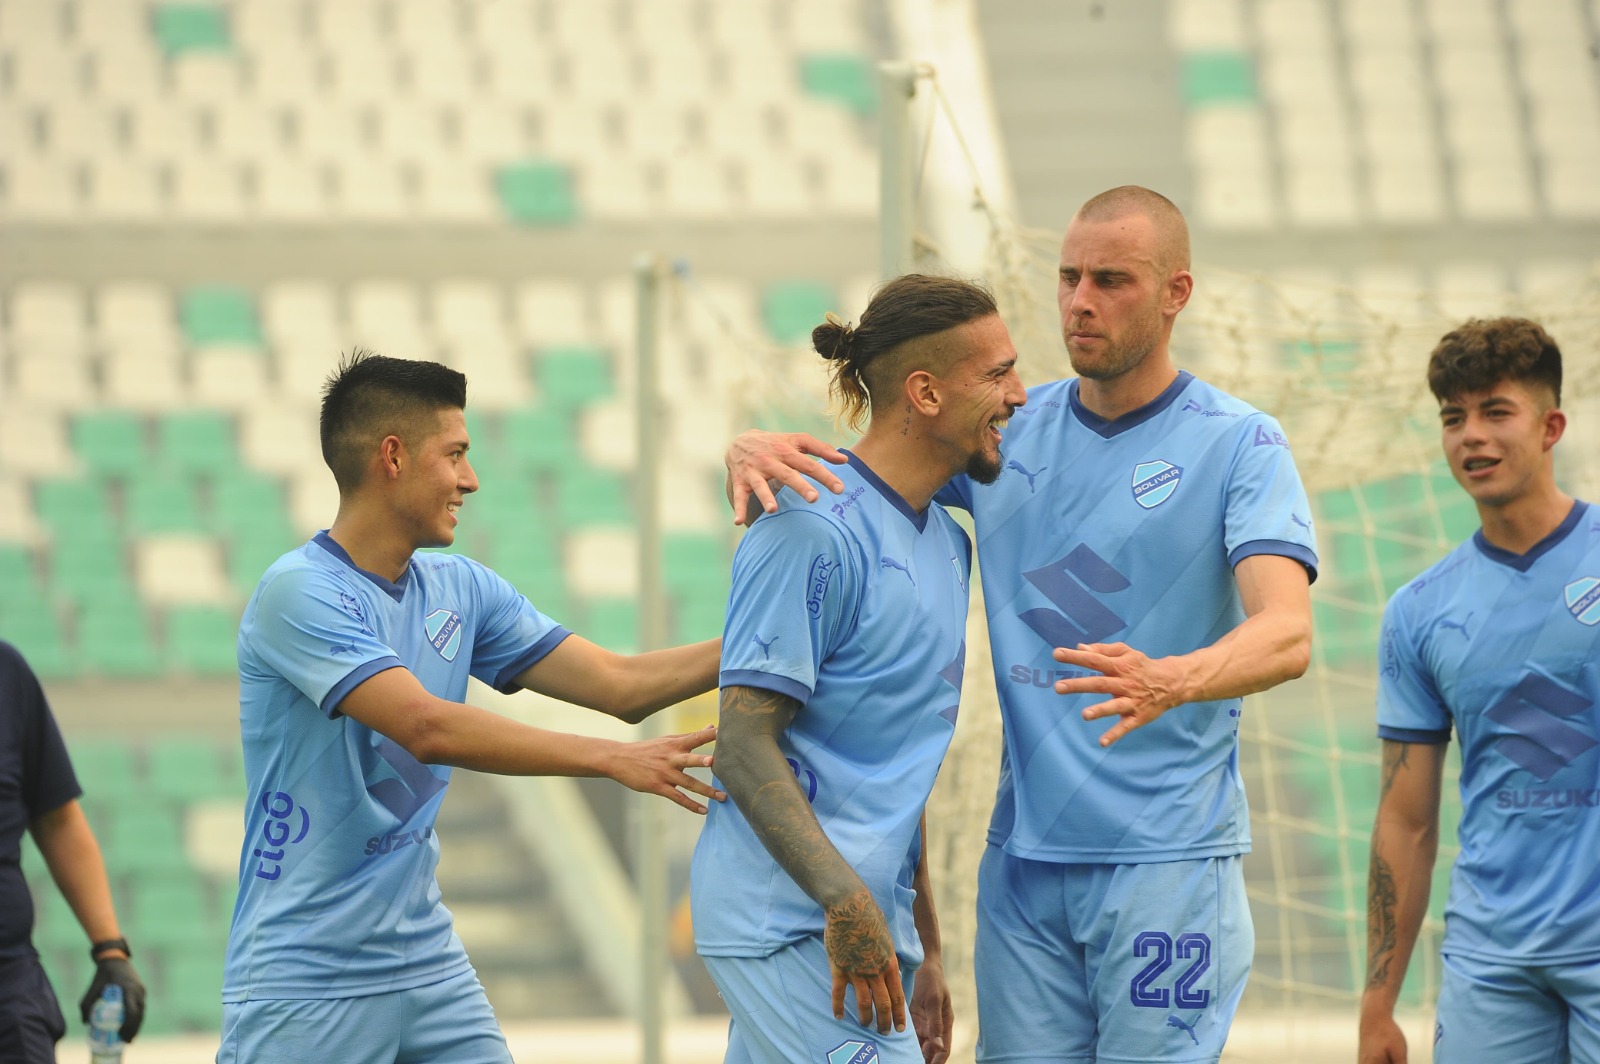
[0,640,145,1061]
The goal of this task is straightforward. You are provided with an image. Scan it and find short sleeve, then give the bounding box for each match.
[1224,414,1320,582]
[0,643,80,817]
[1375,592,1453,743]
[719,510,861,706]
[247,568,404,718]
[458,559,571,692]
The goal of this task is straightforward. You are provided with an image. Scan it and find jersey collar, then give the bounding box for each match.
[1471,499,1589,572]
[312,530,411,602]
[1068,370,1194,439]
[841,450,929,532]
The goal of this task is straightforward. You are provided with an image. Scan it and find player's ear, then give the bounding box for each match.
[903,369,940,417]
[379,434,406,481]
[1164,270,1193,316]
[1542,407,1566,451]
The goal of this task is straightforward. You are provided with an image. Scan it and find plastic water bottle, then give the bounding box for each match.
[87,984,124,1063]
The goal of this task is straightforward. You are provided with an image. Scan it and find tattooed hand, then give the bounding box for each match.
[824,888,905,1034]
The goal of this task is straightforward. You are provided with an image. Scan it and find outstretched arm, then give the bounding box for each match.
[909,814,952,1064]
[514,634,721,724]
[337,667,725,813]
[724,430,849,526]
[1052,552,1312,746]
[1358,739,1447,1064]
[714,684,905,1034]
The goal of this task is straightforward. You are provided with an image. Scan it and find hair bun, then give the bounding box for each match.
[811,311,854,361]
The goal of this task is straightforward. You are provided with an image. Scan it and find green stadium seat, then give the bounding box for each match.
[164,605,240,678]
[228,527,298,592]
[38,946,91,1008]
[582,598,638,652]
[47,536,130,606]
[101,803,187,876]
[672,595,726,643]
[535,348,614,407]
[34,478,114,532]
[1181,51,1257,105]
[210,472,289,536]
[488,539,570,619]
[502,406,580,471]
[761,281,834,345]
[67,738,143,800]
[32,883,85,952]
[125,470,206,535]
[72,411,149,479]
[0,610,72,679]
[146,735,240,800]
[158,410,239,476]
[77,595,161,678]
[128,871,210,936]
[496,161,579,224]
[554,468,632,527]
[152,3,234,55]
[164,952,225,1030]
[0,544,40,597]
[180,285,261,347]
[799,53,877,115]
[662,532,730,594]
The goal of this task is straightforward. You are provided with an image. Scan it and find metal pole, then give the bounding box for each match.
[878,59,919,279]
[633,252,670,1064]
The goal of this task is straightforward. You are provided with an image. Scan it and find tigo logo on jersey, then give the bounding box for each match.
[424,608,463,661]
[827,1041,878,1064]
[1131,460,1182,509]
[1565,577,1600,626]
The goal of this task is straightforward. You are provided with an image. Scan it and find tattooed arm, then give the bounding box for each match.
[714,684,906,1035]
[1358,739,1447,1064]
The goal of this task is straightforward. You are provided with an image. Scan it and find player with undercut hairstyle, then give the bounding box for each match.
[1361,318,1600,1064]
[726,186,1319,1062]
[219,350,726,1064]
[694,274,1026,1064]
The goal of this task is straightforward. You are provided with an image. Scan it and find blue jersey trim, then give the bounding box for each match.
[1067,370,1194,439]
[719,669,812,706]
[321,656,405,718]
[1377,724,1453,744]
[1229,539,1320,584]
[493,626,573,693]
[1471,500,1588,572]
[842,450,928,532]
[312,531,411,602]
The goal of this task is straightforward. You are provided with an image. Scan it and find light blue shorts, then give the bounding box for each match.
[1434,952,1600,1064]
[703,935,921,1064]
[217,966,511,1064]
[974,844,1252,1063]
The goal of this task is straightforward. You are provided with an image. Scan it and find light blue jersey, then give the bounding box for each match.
[692,452,972,965]
[1377,500,1600,965]
[223,532,568,1001]
[940,372,1318,863]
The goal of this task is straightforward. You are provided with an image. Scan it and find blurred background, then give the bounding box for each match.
[2,0,1598,1060]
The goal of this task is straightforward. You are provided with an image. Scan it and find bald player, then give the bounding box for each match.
[726,186,1318,1062]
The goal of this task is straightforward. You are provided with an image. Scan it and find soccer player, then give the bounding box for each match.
[726,187,1318,1061]
[693,274,1026,1064]
[219,352,725,1064]
[1359,319,1598,1064]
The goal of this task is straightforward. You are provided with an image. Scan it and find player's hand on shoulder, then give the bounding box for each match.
[604,724,726,813]
[727,430,847,526]
[1051,641,1185,747]
[823,888,906,1035]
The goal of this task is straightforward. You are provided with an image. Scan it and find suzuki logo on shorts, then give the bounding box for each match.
[1131,461,1182,509]
[827,1041,878,1064]
[253,790,312,881]
[1485,672,1597,782]
[1565,577,1600,626]
[1018,544,1130,649]
[424,608,463,661]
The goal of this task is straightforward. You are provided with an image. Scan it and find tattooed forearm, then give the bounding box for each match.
[1378,740,1411,800]
[824,887,897,977]
[1365,846,1399,989]
[716,686,866,909]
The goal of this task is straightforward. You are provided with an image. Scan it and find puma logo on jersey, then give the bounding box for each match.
[751,634,778,659]
[1006,459,1045,493]
[880,556,915,586]
[1167,1014,1200,1046]
[1439,612,1473,640]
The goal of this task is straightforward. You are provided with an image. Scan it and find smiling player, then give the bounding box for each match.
[1360,319,1600,1064]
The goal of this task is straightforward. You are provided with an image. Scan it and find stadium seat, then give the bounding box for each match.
[210,471,289,535]
[100,801,188,875]
[34,477,114,532]
[227,526,298,593]
[147,734,242,800]
[163,604,240,676]
[1181,51,1258,105]
[180,286,262,348]
[761,281,834,345]
[581,598,639,653]
[496,160,580,225]
[66,738,143,800]
[164,952,226,1030]
[535,347,615,406]
[798,53,876,115]
[125,470,206,535]
[70,412,148,480]
[156,410,239,476]
[135,535,231,606]
[554,468,633,527]
[77,595,161,678]
[152,3,236,56]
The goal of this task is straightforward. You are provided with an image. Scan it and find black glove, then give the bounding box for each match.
[79,956,147,1042]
